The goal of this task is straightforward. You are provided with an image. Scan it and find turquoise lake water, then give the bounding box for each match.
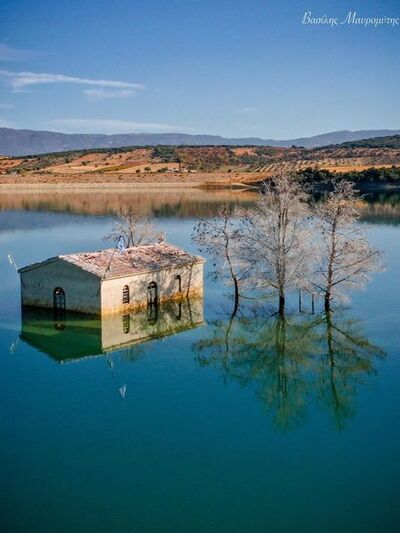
[0,191,399,532]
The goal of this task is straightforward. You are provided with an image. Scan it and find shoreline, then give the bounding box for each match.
[0,173,399,193]
[1,182,399,193]
[0,182,205,191]
[0,181,258,192]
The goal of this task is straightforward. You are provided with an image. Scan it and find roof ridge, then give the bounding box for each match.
[59,240,175,259]
[19,242,204,279]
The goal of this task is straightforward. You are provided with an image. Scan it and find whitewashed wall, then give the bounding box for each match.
[20,259,204,315]
[20,259,101,314]
[100,261,204,314]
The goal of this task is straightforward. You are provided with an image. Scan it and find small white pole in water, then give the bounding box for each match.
[8,252,25,287]
[7,252,18,273]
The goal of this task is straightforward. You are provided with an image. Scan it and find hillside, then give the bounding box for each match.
[1,127,400,156]
[1,136,400,188]
[338,135,400,149]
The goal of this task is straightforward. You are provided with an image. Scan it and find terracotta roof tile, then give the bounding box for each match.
[59,242,204,280]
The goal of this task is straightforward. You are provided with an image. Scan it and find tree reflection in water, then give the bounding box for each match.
[315,309,385,429]
[194,304,384,430]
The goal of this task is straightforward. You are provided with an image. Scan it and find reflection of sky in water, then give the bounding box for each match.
[0,195,399,533]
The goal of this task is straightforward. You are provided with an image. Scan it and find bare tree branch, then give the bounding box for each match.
[243,172,313,315]
[311,178,385,310]
[104,208,164,248]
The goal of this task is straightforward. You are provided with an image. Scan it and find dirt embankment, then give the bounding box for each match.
[0,170,263,188]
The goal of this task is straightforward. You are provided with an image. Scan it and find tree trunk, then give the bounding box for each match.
[233,277,239,317]
[324,292,331,312]
[279,292,285,316]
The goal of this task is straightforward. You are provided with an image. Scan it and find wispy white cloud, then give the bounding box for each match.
[0,44,42,62]
[233,106,257,114]
[0,69,144,93]
[0,103,15,109]
[42,118,193,134]
[83,88,135,101]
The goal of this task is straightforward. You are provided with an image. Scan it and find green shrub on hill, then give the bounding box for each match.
[152,146,177,162]
[340,135,400,149]
[298,166,400,186]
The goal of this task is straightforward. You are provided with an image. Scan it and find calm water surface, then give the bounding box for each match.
[0,190,399,533]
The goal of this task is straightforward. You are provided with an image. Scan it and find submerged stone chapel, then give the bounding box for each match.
[19,242,205,315]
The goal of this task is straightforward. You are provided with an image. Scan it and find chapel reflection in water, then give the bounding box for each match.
[20,298,204,363]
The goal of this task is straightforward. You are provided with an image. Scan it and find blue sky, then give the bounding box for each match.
[0,0,399,138]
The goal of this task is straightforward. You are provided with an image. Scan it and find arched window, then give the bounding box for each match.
[175,274,182,293]
[122,285,130,304]
[122,314,130,334]
[147,282,158,306]
[53,287,66,310]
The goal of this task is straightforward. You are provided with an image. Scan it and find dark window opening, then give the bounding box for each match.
[175,274,182,293]
[147,282,158,306]
[122,314,130,334]
[146,282,159,323]
[53,287,66,310]
[122,285,130,304]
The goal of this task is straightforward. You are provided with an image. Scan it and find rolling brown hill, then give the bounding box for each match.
[1,137,400,186]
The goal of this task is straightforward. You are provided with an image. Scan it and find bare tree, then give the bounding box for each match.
[244,173,312,315]
[312,179,384,311]
[192,204,248,315]
[104,208,164,248]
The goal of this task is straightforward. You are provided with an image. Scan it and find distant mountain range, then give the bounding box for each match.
[1,127,400,156]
